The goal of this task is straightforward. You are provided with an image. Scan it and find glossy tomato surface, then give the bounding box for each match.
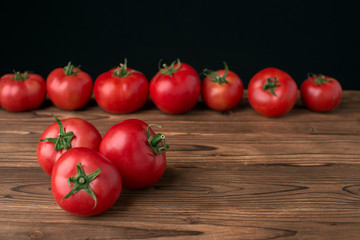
[202,65,243,111]
[0,72,46,111]
[51,147,122,217]
[300,74,342,112]
[150,60,201,114]
[248,67,298,117]
[99,119,167,189]
[94,65,148,113]
[47,63,93,110]
[37,118,102,175]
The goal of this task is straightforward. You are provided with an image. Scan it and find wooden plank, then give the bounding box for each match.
[0,91,360,239]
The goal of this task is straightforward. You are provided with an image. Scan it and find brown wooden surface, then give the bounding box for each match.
[1,91,360,240]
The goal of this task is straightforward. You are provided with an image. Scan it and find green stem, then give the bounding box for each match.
[308,73,332,85]
[11,71,29,81]
[263,76,280,96]
[40,115,74,151]
[61,162,101,208]
[159,59,181,75]
[64,62,80,76]
[146,124,169,155]
[113,58,134,77]
[203,61,229,84]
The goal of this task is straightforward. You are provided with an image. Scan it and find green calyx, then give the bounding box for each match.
[64,61,80,76]
[113,58,134,78]
[61,162,101,208]
[159,59,181,75]
[263,76,280,96]
[203,61,229,84]
[11,71,29,81]
[40,115,74,151]
[146,124,169,155]
[308,73,332,85]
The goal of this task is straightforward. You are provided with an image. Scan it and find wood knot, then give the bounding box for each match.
[184,216,199,224]
[28,230,43,239]
[4,195,12,198]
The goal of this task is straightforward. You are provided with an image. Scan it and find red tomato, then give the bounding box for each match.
[248,67,298,117]
[300,74,342,112]
[94,59,149,113]
[150,59,201,114]
[51,147,122,217]
[47,62,93,110]
[37,116,102,176]
[99,119,169,189]
[201,62,243,111]
[0,71,46,111]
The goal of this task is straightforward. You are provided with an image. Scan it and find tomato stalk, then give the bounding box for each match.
[61,162,101,208]
[146,124,169,155]
[263,76,280,96]
[113,59,134,78]
[159,59,181,76]
[40,115,74,151]
[203,62,229,84]
[11,71,29,81]
[308,73,332,85]
[64,62,80,76]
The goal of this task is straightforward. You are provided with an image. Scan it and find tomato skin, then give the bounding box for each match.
[248,67,298,117]
[51,147,122,217]
[150,62,201,114]
[99,119,166,189]
[37,118,102,176]
[46,66,93,110]
[94,67,149,114]
[0,73,46,111]
[202,70,243,111]
[300,75,342,112]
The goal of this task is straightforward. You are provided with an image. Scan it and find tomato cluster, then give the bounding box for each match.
[0,60,342,116]
[37,116,169,216]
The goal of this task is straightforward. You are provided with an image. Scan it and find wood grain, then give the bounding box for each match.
[1,91,360,239]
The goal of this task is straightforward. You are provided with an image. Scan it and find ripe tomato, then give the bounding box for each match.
[0,71,46,111]
[47,62,93,110]
[37,115,102,176]
[51,147,122,217]
[248,67,298,117]
[94,59,149,113]
[201,62,243,111]
[99,119,169,189]
[150,59,201,114]
[300,73,342,112]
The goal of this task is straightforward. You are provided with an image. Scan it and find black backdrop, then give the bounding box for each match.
[1,1,359,89]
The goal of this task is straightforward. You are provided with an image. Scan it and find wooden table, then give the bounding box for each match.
[1,91,360,240]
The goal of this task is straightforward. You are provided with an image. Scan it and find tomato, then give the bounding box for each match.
[37,115,102,176]
[0,71,46,111]
[300,73,342,112]
[51,147,122,217]
[201,62,243,111]
[47,62,93,110]
[248,67,298,117]
[99,119,169,189]
[94,59,149,113]
[150,59,201,114]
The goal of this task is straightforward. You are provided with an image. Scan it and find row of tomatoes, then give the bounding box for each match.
[0,59,342,117]
[37,116,169,216]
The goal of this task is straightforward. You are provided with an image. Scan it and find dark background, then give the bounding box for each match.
[1,1,358,89]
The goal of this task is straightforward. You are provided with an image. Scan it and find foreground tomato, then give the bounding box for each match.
[47,62,93,110]
[52,147,122,217]
[99,119,169,189]
[94,59,149,113]
[300,73,342,112]
[37,116,102,175]
[150,59,201,114]
[0,71,46,111]
[202,62,243,111]
[248,68,298,117]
